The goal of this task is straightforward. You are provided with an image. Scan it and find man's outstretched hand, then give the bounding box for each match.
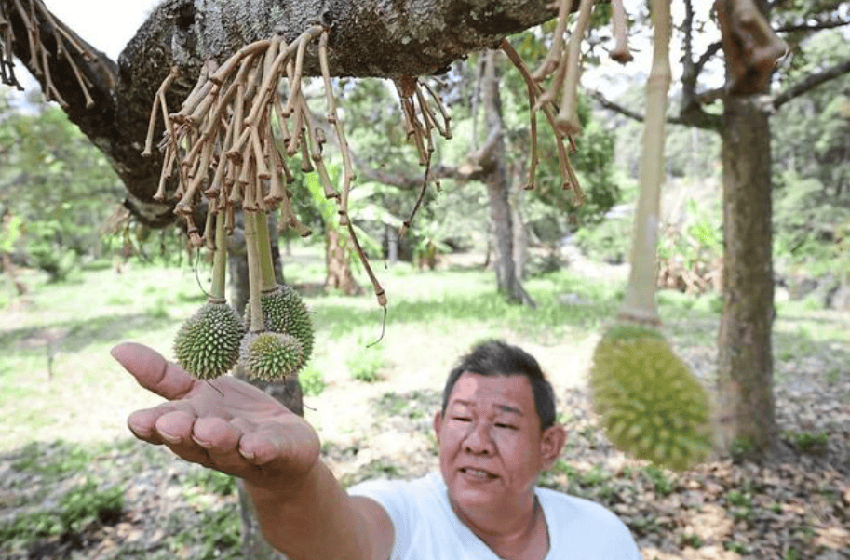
[112,341,320,489]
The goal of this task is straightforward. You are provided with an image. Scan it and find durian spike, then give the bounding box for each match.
[174,301,244,380]
[589,324,713,471]
[240,331,304,381]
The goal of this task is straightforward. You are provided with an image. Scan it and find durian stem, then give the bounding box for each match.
[244,209,265,332]
[618,0,671,326]
[255,208,278,292]
[210,210,227,303]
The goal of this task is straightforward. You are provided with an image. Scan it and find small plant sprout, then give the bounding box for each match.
[588,0,713,472]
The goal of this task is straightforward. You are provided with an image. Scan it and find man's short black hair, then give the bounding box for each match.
[440,340,558,430]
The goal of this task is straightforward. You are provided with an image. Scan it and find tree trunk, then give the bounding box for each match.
[325,228,359,295]
[510,170,530,279]
[717,94,777,458]
[480,51,533,306]
[715,0,780,460]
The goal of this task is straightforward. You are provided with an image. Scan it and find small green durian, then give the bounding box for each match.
[239,331,304,381]
[255,285,314,362]
[589,324,713,471]
[174,301,244,380]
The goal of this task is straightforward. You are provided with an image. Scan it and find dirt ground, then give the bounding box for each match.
[1,252,848,559]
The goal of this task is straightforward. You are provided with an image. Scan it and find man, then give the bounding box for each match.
[116,339,640,559]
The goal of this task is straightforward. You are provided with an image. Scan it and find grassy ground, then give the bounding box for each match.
[1,246,848,559]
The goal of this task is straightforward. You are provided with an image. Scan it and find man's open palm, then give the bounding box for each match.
[113,341,320,488]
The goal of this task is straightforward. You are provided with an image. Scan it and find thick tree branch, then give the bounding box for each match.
[0,0,568,227]
[774,57,850,109]
[680,0,699,115]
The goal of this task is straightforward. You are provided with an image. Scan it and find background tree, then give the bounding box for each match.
[592,0,849,458]
[0,89,124,281]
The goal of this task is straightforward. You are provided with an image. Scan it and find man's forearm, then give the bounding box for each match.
[246,460,369,560]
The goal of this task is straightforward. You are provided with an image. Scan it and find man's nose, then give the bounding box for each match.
[464,421,495,454]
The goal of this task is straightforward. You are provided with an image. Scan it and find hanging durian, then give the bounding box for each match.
[259,284,314,361]
[589,0,713,472]
[240,331,304,381]
[240,208,310,381]
[251,205,315,367]
[173,211,243,380]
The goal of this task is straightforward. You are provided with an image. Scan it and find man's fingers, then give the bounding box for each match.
[155,409,197,444]
[192,417,257,473]
[127,401,196,439]
[112,341,195,401]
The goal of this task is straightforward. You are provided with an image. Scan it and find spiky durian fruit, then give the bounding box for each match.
[589,324,713,471]
[174,301,244,380]
[255,285,314,362]
[240,331,304,381]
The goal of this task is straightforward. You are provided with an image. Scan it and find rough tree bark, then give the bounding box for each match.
[715,0,782,457]
[717,96,778,456]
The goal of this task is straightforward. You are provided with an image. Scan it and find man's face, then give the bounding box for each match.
[433,372,564,514]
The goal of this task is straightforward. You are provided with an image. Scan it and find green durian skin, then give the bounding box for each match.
[174,302,244,380]
[589,324,713,471]
[240,331,304,381]
[258,285,315,362]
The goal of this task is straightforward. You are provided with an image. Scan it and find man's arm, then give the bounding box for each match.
[247,466,395,560]
[113,342,394,560]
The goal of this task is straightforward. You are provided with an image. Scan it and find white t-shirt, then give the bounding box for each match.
[348,472,641,560]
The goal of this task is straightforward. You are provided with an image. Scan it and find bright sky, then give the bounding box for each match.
[48,0,160,59]
[8,0,159,96]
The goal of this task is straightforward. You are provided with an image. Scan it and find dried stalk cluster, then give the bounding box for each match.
[0,0,102,108]
[145,25,458,311]
[499,0,632,203]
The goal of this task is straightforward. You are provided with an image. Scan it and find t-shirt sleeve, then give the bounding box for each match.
[348,478,415,558]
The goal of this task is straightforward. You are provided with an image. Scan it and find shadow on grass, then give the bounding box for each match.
[0,312,174,355]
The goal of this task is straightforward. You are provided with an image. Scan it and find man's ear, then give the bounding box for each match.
[539,424,566,469]
[433,410,443,439]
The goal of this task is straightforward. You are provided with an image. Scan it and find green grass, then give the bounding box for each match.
[2,251,848,451]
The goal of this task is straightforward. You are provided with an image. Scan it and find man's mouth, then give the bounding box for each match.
[459,467,497,480]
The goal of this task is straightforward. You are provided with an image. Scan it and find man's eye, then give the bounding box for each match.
[452,417,471,422]
[495,423,517,430]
